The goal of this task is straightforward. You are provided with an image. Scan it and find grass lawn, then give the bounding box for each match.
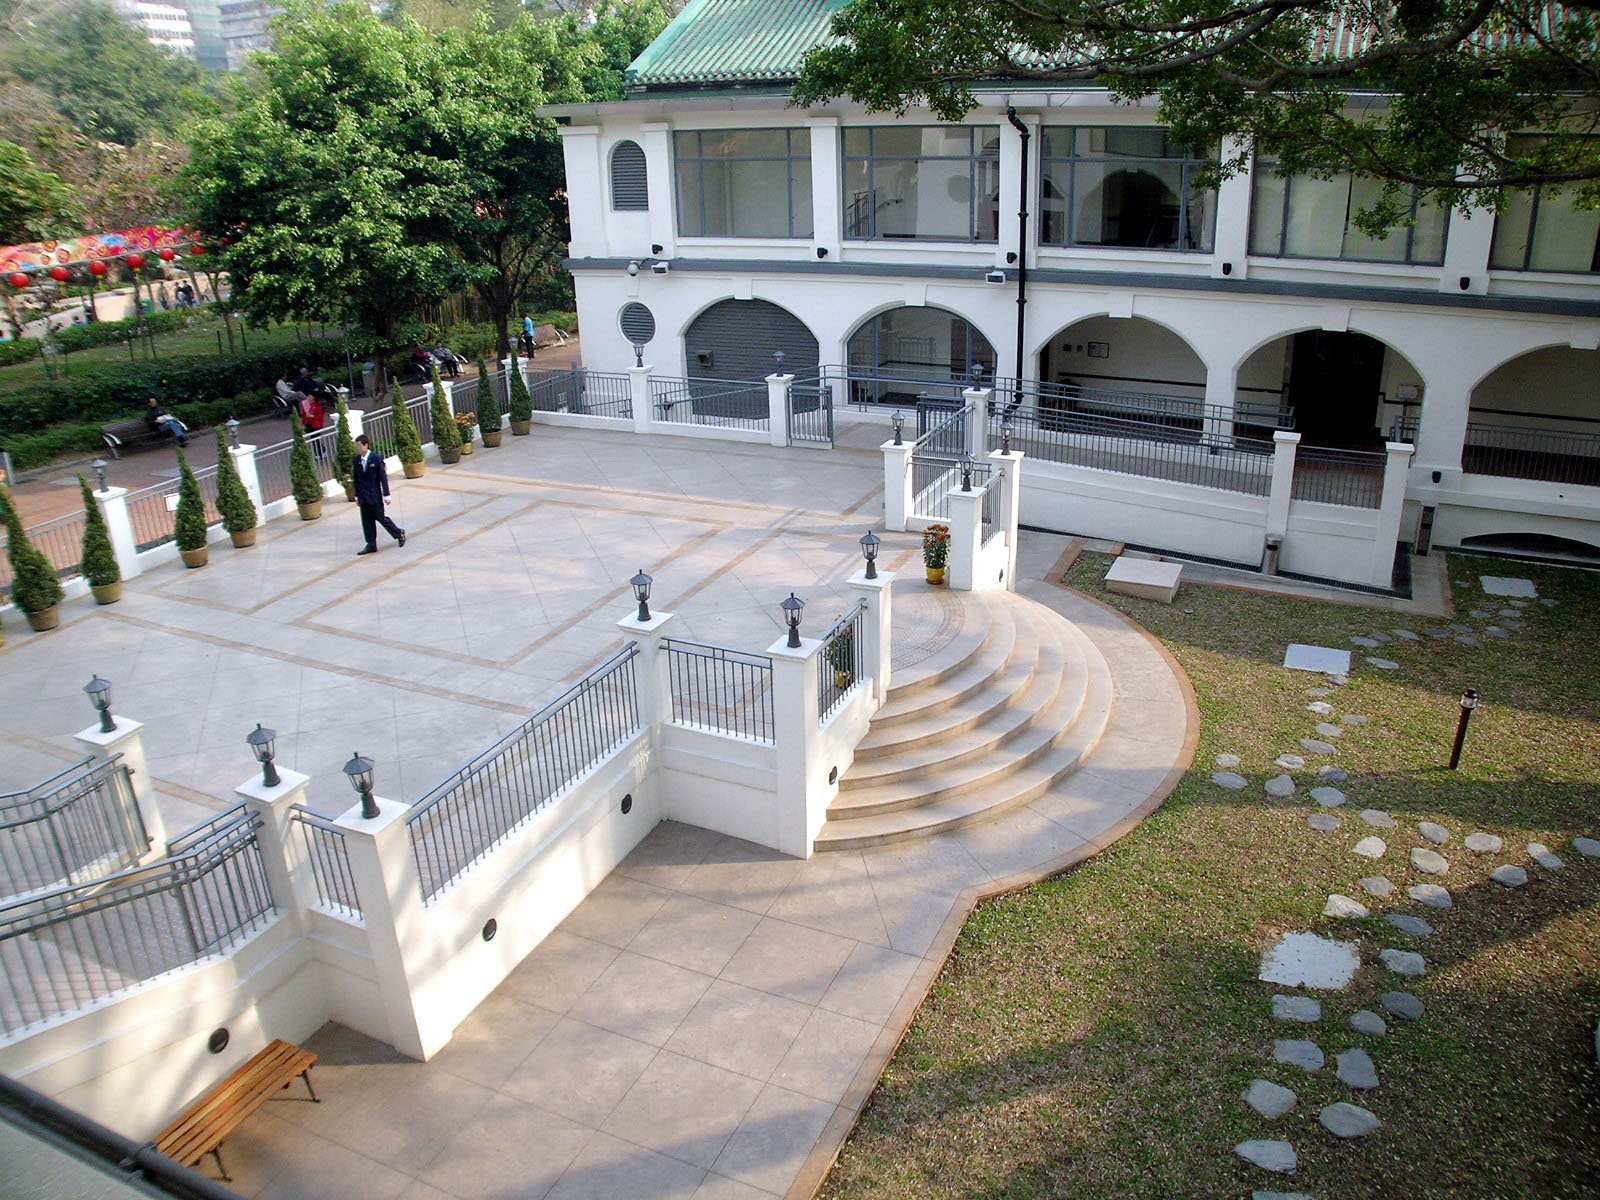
[821,552,1600,1200]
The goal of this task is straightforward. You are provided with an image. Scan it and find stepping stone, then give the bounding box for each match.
[1236,1140,1298,1174]
[1386,914,1433,937]
[1336,1048,1380,1089]
[1469,608,1493,619]
[1265,774,1297,797]
[1349,1009,1388,1037]
[1380,948,1426,977]
[1311,787,1347,808]
[1410,848,1449,875]
[1354,837,1387,859]
[1313,723,1344,739]
[1328,674,1350,686]
[1306,687,1332,698]
[1424,628,1453,638]
[1391,629,1420,640]
[1285,644,1351,674]
[1449,623,1474,633]
[1275,753,1307,771]
[1308,813,1340,832]
[1528,842,1565,870]
[1381,991,1425,1020]
[1350,636,1380,648]
[1509,600,1531,609]
[1365,657,1400,670]
[1214,753,1242,769]
[1455,636,1480,647]
[1323,894,1368,919]
[1252,1193,1314,1200]
[1259,933,1360,989]
[1341,714,1367,725]
[1502,619,1526,630]
[1273,995,1323,1023]
[1540,597,1558,607]
[1418,821,1450,845]
[1300,739,1337,755]
[1320,1101,1382,1138]
[1243,1079,1299,1119]
[1464,832,1503,853]
[1491,864,1528,887]
[1484,626,1510,639]
[1360,809,1396,828]
[1497,608,1520,618]
[1368,631,1393,643]
[1274,1039,1324,1072]
[1319,766,1349,783]
[1479,575,1536,597]
[1306,701,1334,716]
[1359,876,1395,897]
[1573,836,1600,857]
[1408,883,1453,908]
[1212,772,1248,790]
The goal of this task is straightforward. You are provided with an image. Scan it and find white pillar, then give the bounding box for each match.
[1202,359,1238,446]
[768,632,824,859]
[845,569,894,705]
[617,609,676,738]
[93,485,140,581]
[1413,389,1467,477]
[988,447,1024,592]
[1440,202,1495,296]
[1369,441,1415,588]
[808,117,841,259]
[997,113,1036,270]
[640,122,677,259]
[235,767,313,934]
[767,372,793,447]
[964,386,990,459]
[947,485,984,591]
[75,716,166,858]
[344,407,366,438]
[629,365,654,435]
[1210,137,1253,280]
[882,439,915,531]
[229,443,262,512]
[1267,430,1301,546]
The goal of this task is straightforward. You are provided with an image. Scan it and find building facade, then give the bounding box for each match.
[109,0,196,58]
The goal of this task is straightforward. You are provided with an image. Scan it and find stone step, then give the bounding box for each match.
[873,595,1021,729]
[883,588,998,701]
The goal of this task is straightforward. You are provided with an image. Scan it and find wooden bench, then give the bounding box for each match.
[153,1038,318,1180]
[100,417,168,459]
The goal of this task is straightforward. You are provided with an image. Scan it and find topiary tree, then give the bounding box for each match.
[392,382,424,469]
[173,448,208,553]
[1,487,63,615]
[508,361,532,430]
[476,359,502,434]
[334,398,356,496]
[78,476,120,588]
[289,414,322,506]
[214,430,258,534]
[430,364,461,453]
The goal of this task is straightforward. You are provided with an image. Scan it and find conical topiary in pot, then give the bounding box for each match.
[392,383,425,478]
[173,448,210,568]
[289,414,323,520]
[477,359,503,447]
[334,399,357,500]
[214,430,259,547]
[2,486,64,628]
[508,361,532,435]
[78,475,122,603]
[430,365,462,464]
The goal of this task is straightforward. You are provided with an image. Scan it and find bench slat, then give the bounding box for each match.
[154,1039,316,1167]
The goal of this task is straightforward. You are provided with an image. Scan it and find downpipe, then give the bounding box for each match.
[1006,108,1030,385]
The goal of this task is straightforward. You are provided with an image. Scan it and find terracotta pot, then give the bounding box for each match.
[925,566,946,585]
[481,430,503,448]
[90,581,122,605]
[230,527,258,549]
[460,440,474,455]
[180,546,209,569]
[439,446,462,465]
[402,461,425,479]
[24,604,61,631]
[296,499,323,521]
[510,420,532,436]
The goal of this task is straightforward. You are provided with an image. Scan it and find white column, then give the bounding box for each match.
[616,609,676,738]
[997,112,1036,269]
[93,485,140,581]
[1413,389,1468,477]
[845,569,894,705]
[640,122,676,259]
[1202,359,1238,445]
[1211,137,1253,280]
[767,373,793,447]
[1440,202,1495,296]
[1369,441,1416,588]
[964,386,990,459]
[557,126,605,258]
[75,716,167,858]
[882,438,915,531]
[808,117,841,259]
[629,365,654,435]
[344,408,366,438]
[439,379,456,417]
[947,485,984,591]
[230,443,262,511]
[235,767,313,933]
[768,631,824,859]
[1267,430,1301,545]
[988,447,1024,592]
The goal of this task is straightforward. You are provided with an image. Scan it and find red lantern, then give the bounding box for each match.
[125,253,145,270]
[7,272,29,289]
[158,247,176,261]
[49,266,71,281]
[89,261,108,276]
[188,243,207,257]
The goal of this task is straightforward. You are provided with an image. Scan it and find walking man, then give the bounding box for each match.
[351,435,405,556]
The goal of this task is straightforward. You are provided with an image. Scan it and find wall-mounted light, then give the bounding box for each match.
[626,260,640,277]
[1221,262,1233,276]
[1459,276,1471,290]
[651,261,669,275]
[1005,251,1018,264]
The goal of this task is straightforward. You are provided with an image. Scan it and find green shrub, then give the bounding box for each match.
[508,362,533,426]
[213,431,258,534]
[1,486,64,613]
[78,476,120,587]
[173,449,209,553]
[392,383,424,467]
[429,366,461,452]
[0,339,41,366]
[4,424,111,470]
[476,359,501,432]
[289,415,321,505]
[334,399,355,493]
[532,310,579,334]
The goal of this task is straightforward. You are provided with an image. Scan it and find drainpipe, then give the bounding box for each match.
[1006,107,1030,385]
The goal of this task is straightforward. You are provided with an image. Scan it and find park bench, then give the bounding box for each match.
[533,323,569,347]
[152,1038,318,1181]
[99,417,168,459]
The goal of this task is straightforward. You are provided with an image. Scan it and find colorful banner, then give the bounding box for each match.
[0,227,200,273]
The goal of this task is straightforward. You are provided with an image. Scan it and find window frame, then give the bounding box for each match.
[1488,137,1600,274]
[841,125,1002,244]
[1038,126,1217,253]
[672,128,814,239]
[1248,161,1448,267]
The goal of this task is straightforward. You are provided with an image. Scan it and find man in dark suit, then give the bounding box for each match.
[351,435,406,556]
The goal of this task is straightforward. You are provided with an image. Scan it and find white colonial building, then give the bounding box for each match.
[548,0,1600,588]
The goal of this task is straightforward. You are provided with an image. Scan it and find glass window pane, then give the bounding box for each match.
[843,160,872,236]
[1184,180,1216,252]
[676,161,702,236]
[873,160,922,238]
[1528,190,1600,272]
[698,160,730,235]
[1040,162,1071,244]
[974,156,1001,242]
[1409,195,1448,265]
[700,129,786,157]
[1283,176,1350,258]
[1073,162,1185,247]
[1103,127,1172,159]
[1041,128,1073,158]
[1251,170,1286,255]
[791,157,813,237]
[673,131,700,160]
[842,128,872,158]
[909,157,971,239]
[1341,177,1407,262]
[1490,190,1535,269]
[871,126,927,157]
[924,127,970,156]
[726,159,791,236]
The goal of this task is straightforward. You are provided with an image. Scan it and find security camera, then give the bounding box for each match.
[651,260,669,275]
[626,260,640,277]
[985,270,1006,284]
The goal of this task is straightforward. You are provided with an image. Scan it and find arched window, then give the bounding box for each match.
[610,141,648,211]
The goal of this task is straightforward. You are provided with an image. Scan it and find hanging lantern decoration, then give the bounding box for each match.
[188,243,207,257]
[89,261,108,276]
[49,266,71,281]
[125,253,145,270]
[7,272,30,289]
[158,247,176,262]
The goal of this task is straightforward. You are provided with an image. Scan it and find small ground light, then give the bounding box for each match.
[781,592,805,648]
[344,751,379,819]
[860,529,880,579]
[247,723,281,788]
[631,569,653,622]
[84,675,114,733]
[1448,687,1479,770]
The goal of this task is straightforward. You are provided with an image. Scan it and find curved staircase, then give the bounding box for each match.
[815,589,1115,852]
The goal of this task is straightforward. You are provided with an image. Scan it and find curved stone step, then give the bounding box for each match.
[872,596,1021,730]
[883,587,997,701]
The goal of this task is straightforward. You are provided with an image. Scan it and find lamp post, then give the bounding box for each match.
[960,453,975,492]
[225,417,241,450]
[859,530,880,580]
[246,724,281,788]
[630,569,653,623]
[632,342,644,368]
[780,592,804,648]
[343,751,379,819]
[1448,687,1479,770]
[83,675,115,733]
[91,458,108,492]
[773,350,785,373]
[891,411,904,446]
[1000,421,1013,455]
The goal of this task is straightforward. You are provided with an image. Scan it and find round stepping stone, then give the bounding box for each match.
[1491,864,1528,887]
[1408,883,1453,907]
[1502,619,1526,630]
[1313,722,1344,739]
[1359,876,1395,897]
[1310,786,1347,808]
[1274,1039,1324,1072]
[1469,608,1492,619]
[1306,687,1332,698]
[1410,848,1449,875]
[1449,623,1474,633]
[1236,1140,1298,1174]
[1214,753,1242,769]
[1381,991,1424,1020]
[1572,836,1600,857]
[1386,913,1433,937]
[1273,995,1322,1023]
[1300,738,1337,755]
[1323,894,1368,919]
[1320,1101,1382,1138]
[1456,636,1480,647]
[1365,657,1399,670]
[1353,836,1387,859]
[1528,843,1564,870]
[1348,1009,1387,1037]
[1350,636,1380,648]
[1368,631,1393,643]
[1418,821,1450,845]
[1328,673,1350,686]
[1359,809,1396,828]
[1336,1048,1380,1089]
[1380,948,1426,977]
[1484,626,1510,639]
[1391,629,1420,640]
[1464,832,1503,853]
[1243,1079,1298,1119]
[1212,771,1248,790]
[1341,714,1367,725]
[1307,813,1340,832]
[1424,628,1452,638]
[1275,753,1306,771]
[1306,701,1334,716]
[1318,766,1349,783]
[1265,774,1297,797]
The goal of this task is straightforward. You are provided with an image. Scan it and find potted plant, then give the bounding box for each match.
[173,448,210,568]
[508,361,533,436]
[392,383,425,478]
[2,487,64,629]
[430,365,462,464]
[922,523,950,585]
[78,475,122,603]
[455,411,477,455]
[827,625,856,689]
[334,399,357,501]
[289,414,323,520]
[214,430,258,547]
[477,359,503,447]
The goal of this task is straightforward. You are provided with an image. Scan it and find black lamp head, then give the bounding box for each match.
[780,592,805,648]
[630,569,653,622]
[246,723,281,788]
[343,751,378,819]
[859,530,880,579]
[84,675,114,733]
[891,411,904,446]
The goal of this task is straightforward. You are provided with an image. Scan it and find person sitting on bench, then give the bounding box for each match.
[145,397,188,447]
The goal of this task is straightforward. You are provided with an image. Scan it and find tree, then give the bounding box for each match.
[172,449,208,554]
[0,138,75,242]
[792,0,1600,222]
[430,364,462,456]
[476,358,501,433]
[214,431,258,535]
[289,415,322,507]
[1,486,63,615]
[334,398,357,497]
[77,475,120,590]
[391,382,425,470]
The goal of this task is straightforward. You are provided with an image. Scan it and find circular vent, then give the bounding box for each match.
[619,302,656,346]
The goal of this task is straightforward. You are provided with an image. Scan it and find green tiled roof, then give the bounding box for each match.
[626,0,851,88]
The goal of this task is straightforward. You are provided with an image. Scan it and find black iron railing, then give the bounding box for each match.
[1292,446,1387,508]
[651,375,770,431]
[0,758,148,900]
[818,603,866,724]
[1396,415,1600,488]
[663,639,775,743]
[289,806,360,919]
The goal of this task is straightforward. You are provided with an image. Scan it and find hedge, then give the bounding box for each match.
[0,339,41,366]
[48,308,196,354]
[1,388,279,470]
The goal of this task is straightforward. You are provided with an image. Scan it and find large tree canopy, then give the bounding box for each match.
[792,0,1600,220]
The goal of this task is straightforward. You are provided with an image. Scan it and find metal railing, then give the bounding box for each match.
[123,464,222,551]
[992,376,1294,435]
[911,454,991,520]
[818,603,866,724]
[663,639,775,744]
[406,644,642,903]
[1291,446,1386,508]
[651,375,770,431]
[526,367,633,418]
[788,382,833,445]
[1395,415,1600,488]
[0,758,148,901]
[827,363,983,409]
[0,509,87,590]
[289,806,360,919]
[912,402,969,455]
[0,805,274,1037]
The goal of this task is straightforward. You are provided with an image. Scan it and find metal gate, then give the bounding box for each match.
[916,397,969,457]
[788,382,834,446]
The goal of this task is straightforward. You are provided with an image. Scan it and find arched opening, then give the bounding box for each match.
[1036,315,1211,431]
[1243,330,1420,448]
[844,306,996,406]
[680,299,819,420]
[1461,531,1600,563]
[1466,346,1600,486]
